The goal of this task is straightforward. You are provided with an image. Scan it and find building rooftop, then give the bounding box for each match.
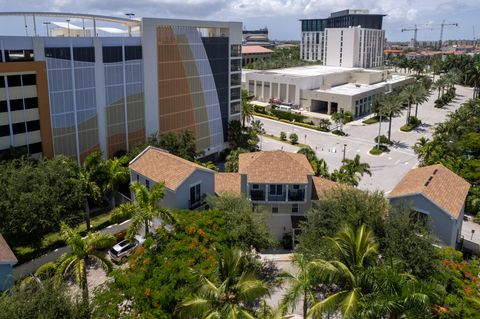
[254,65,358,78]
[388,164,470,219]
[311,176,339,199]
[316,81,386,96]
[242,45,273,54]
[0,234,17,265]
[215,173,242,195]
[129,146,214,191]
[239,150,314,184]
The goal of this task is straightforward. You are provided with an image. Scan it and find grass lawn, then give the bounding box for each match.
[260,133,309,148]
[14,211,119,265]
[369,145,389,155]
[362,116,380,125]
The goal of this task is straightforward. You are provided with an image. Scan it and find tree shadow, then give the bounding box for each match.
[391,140,409,149]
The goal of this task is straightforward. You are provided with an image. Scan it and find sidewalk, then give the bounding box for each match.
[13,219,131,280]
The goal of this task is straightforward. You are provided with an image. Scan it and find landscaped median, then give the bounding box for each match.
[369,135,392,155]
[254,111,330,132]
[400,116,422,132]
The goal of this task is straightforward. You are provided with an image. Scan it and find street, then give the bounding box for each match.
[256,85,473,192]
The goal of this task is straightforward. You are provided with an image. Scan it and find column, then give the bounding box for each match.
[327,101,332,115]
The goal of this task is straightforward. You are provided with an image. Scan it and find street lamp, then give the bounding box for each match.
[66,19,71,37]
[343,144,347,161]
[377,105,382,150]
[43,21,51,37]
[291,119,295,133]
[471,229,475,240]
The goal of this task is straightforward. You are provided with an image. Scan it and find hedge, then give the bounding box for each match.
[271,109,307,122]
[253,112,278,120]
[370,145,389,155]
[363,117,379,125]
[254,105,268,114]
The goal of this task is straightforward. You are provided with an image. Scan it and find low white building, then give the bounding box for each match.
[244,65,412,118]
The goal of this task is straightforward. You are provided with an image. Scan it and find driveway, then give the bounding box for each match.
[255,85,473,193]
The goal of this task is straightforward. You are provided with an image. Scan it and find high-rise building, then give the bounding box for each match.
[0,13,242,162]
[300,9,385,68]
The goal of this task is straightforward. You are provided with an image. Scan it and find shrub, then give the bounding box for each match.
[363,116,379,125]
[271,109,307,122]
[400,124,414,132]
[253,112,278,120]
[332,129,346,136]
[289,133,299,144]
[343,112,354,123]
[280,131,287,141]
[281,232,293,250]
[319,118,331,130]
[408,116,422,126]
[254,105,267,114]
[370,145,389,155]
[374,135,393,146]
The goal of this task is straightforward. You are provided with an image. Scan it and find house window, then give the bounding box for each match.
[136,174,139,182]
[269,184,283,195]
[292,204,299,213]
[252,184,259,189]
[272,206,278,214]
[293,184,299,190]
[145,180,150,190]
[190,183,201,204]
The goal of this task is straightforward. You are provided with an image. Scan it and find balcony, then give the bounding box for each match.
[268,193,287,202]
[288,189,306,202]
[250,189,265,201]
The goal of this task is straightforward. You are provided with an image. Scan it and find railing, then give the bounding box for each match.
[288,189,305,202]
[268,193,286,202]
[250,190,265,201]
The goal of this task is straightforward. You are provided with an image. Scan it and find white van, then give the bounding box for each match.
[277,105,291,112]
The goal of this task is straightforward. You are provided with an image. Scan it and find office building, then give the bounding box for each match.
[300,9,385,68]
[244,65,412,118]
[242,28,273,48]
[0,12,242,162]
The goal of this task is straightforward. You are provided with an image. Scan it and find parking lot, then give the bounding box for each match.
[255,85,473,193]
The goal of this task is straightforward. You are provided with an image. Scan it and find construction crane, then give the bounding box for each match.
[401,24,431,50]
[438,20,458,49]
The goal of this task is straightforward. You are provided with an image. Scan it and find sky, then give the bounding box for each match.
[0,0,479,41]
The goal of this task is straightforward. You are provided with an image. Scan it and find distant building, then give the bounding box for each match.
[242,28,273,48]
[242,45,273,66]
[388,164,470,247]
[244,65,412,118]
[300,9,385,68]
[0,234,17,291]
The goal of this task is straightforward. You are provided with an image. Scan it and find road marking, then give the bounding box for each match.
[405,162,409,165]
[119,219,130,225]
[388,157,392,160]
[395,159,401,165]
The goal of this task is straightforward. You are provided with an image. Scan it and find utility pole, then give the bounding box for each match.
[343,144,347,161]
[66,19,71,37]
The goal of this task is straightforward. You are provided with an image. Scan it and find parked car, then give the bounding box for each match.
[108,235,145,263]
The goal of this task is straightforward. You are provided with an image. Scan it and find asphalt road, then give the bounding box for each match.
[256,85,473,193]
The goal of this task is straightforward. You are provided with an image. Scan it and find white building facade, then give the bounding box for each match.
[300,9,385,69]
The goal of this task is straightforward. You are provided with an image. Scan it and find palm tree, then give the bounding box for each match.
[279,254,322,319]
[413,85,429,118]
[105,156,129,209]
[128,181,172,238]
[380,93,404,141]
[331,112,344,132]
[176,248,270,319]
[225,148,247,173]
[297,146,317,164]
[401,84,418,124]
[314,158,330,179]
[308,225,378,318]
[434,77,446,100]
[337,154,371,187]
[242,89,255,128]
[55,224,115,313]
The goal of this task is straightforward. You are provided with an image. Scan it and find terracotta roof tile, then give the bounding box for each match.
[388,164,470,218]
[0,234,17,264]
[239,151,314,184]
[215,173,241,195]
[311,176,339,200]
[242,45,274,54]
[129,146,213,191]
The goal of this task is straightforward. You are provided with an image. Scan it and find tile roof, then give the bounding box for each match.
[388,164,470,219]
[239,151,314,184]
[0,234,17,264]
[242,45,274,54]
[215,173,242,195]
[129,146,214,191]
[311,176,339,200]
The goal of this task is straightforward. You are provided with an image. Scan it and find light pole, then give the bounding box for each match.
[343,144,347,161]
[125,13,135,36]
[471,229,475,240]
[304,134,307,144]
[43,21,51,37]
[291,119,295,133]
[66,19,71,37]
[377,107,382,150]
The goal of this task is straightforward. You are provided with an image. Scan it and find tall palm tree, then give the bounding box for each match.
[297,146,318,164]
[413,85,429,118]
[176,249,270,319]
[105,156,129,209]
[55,224,115,313]
[279,254,322,319]
[225,148,247,173]
[401,84,418,124]
[434,77,446,100]
[242,89,255,128]
[128,181,172,238]
[314,158,330,179]
[380,93,404,141]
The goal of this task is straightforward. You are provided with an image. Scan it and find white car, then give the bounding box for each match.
[108,235,145,263]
